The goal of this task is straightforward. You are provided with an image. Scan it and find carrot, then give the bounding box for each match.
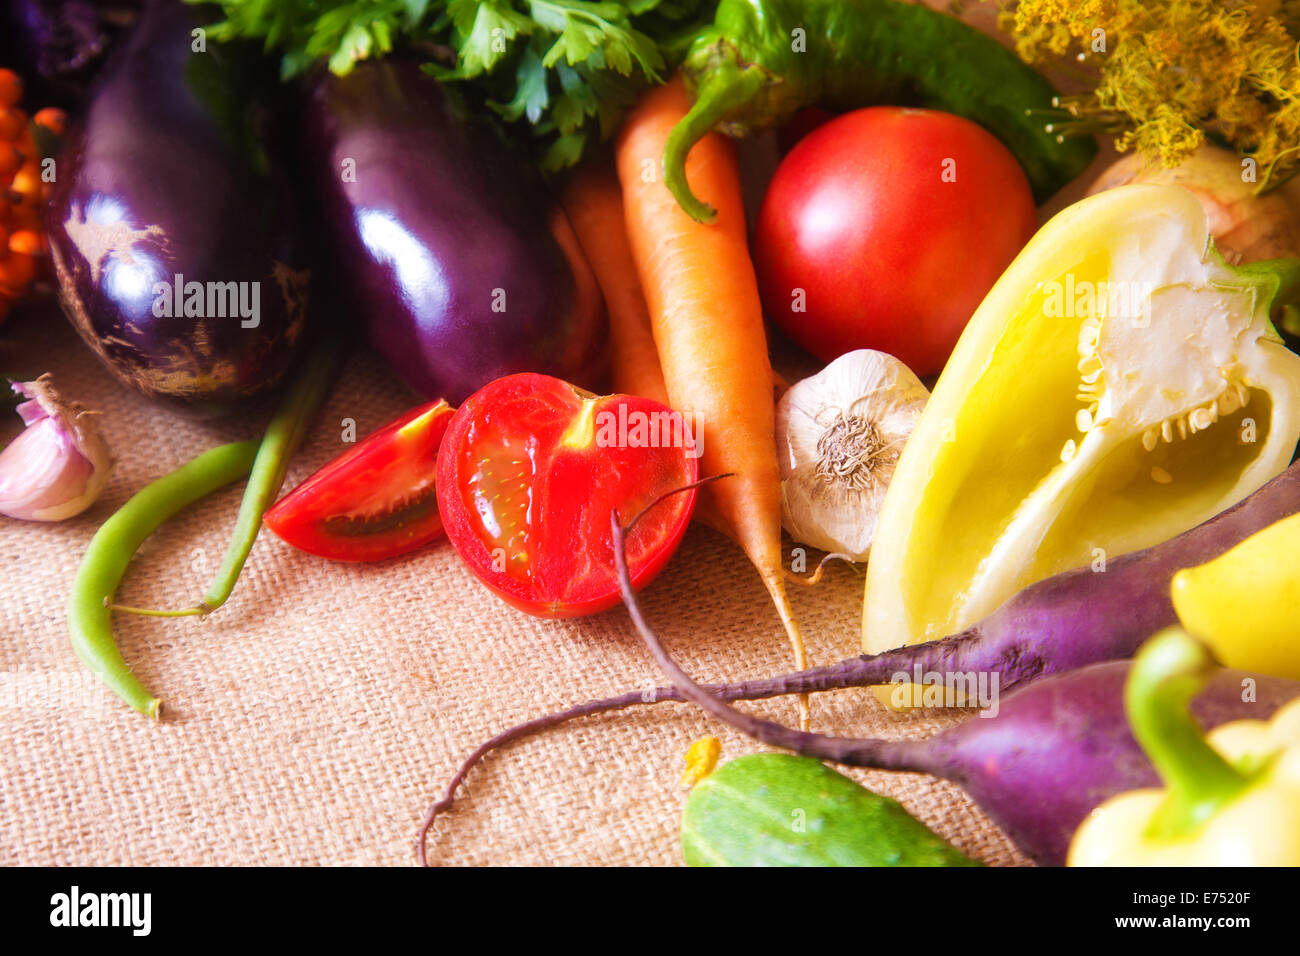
[562,157,756,546]
[615,76,811,727]
[561,161,669,405]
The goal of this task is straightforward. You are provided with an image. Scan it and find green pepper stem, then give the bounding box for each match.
[663,57,769,224]
[1126,628,1255,840]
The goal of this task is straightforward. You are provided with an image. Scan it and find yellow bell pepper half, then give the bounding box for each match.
[1171,511,1300,680]
[1069,628,1300,866]
[864,185,1300,656]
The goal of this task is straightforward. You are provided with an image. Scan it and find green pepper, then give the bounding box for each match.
[664,0,1098,221]
[681,753,981,866]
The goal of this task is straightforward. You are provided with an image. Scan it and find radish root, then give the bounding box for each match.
[784,551,857,586]
[414,483,923,865]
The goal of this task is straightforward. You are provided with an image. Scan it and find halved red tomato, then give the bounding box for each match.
[264,399,454,562]
[436,373,699,618]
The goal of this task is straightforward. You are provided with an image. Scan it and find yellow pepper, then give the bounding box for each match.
[1171,511,1300,680]
[1069,628,1300,866]
[864,186,1300,662]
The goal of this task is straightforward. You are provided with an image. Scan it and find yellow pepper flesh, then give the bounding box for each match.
[1070,699,1300,865]
[864,187,1300,658]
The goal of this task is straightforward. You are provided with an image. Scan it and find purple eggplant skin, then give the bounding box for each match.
[301,60,606,405]
[43,0,310,409]
[898,663,1299,866]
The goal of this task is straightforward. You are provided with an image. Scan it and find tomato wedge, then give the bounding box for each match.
[436,373,699,618]
[265,399,454,562]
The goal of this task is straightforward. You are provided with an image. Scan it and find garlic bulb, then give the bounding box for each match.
[776,350,928,560]
[0,376,114,521]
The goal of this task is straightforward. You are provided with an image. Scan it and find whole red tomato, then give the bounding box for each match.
[756,107,1038,377]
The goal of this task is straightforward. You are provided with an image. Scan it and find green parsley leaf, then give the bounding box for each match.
[190,0,717,171]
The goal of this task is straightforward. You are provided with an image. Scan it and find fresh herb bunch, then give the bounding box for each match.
[1001,0,1300,188]
[197,0,714,171]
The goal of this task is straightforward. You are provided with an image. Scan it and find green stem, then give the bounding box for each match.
[114,337,343,617]
[663,53,769,224]
[201,338,342,611]
[1126,628,1255,841]
[1227,256,1300,312]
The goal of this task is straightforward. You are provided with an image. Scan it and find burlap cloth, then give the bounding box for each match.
[1,3,1117,866]
[0,302,1042,866]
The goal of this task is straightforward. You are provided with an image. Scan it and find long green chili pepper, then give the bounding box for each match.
[67,441,259,717]
[664,0,1099,221]
[112,338,342,617]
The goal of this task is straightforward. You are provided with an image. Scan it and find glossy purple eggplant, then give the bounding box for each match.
[43,0,309,408]
[301,60,606,405]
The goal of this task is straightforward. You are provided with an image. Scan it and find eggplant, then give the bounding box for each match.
[301,60,606,405]
[43,0,309,408]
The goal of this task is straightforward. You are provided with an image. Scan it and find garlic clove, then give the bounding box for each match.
[0,376,114,521]
[775,350,928,561]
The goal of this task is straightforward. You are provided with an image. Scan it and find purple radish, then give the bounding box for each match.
[607,512,1300,865]
[416,468,1300,863]
[860,663,1288,865]
[574,459,1300,710]
[413,471,1300,864]
[416,463,1300,860]
[852,459,1300,690]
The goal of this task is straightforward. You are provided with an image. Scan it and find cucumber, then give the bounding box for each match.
[681,753,982,867]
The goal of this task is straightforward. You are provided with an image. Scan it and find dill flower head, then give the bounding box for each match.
[1000,0,1300,187]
